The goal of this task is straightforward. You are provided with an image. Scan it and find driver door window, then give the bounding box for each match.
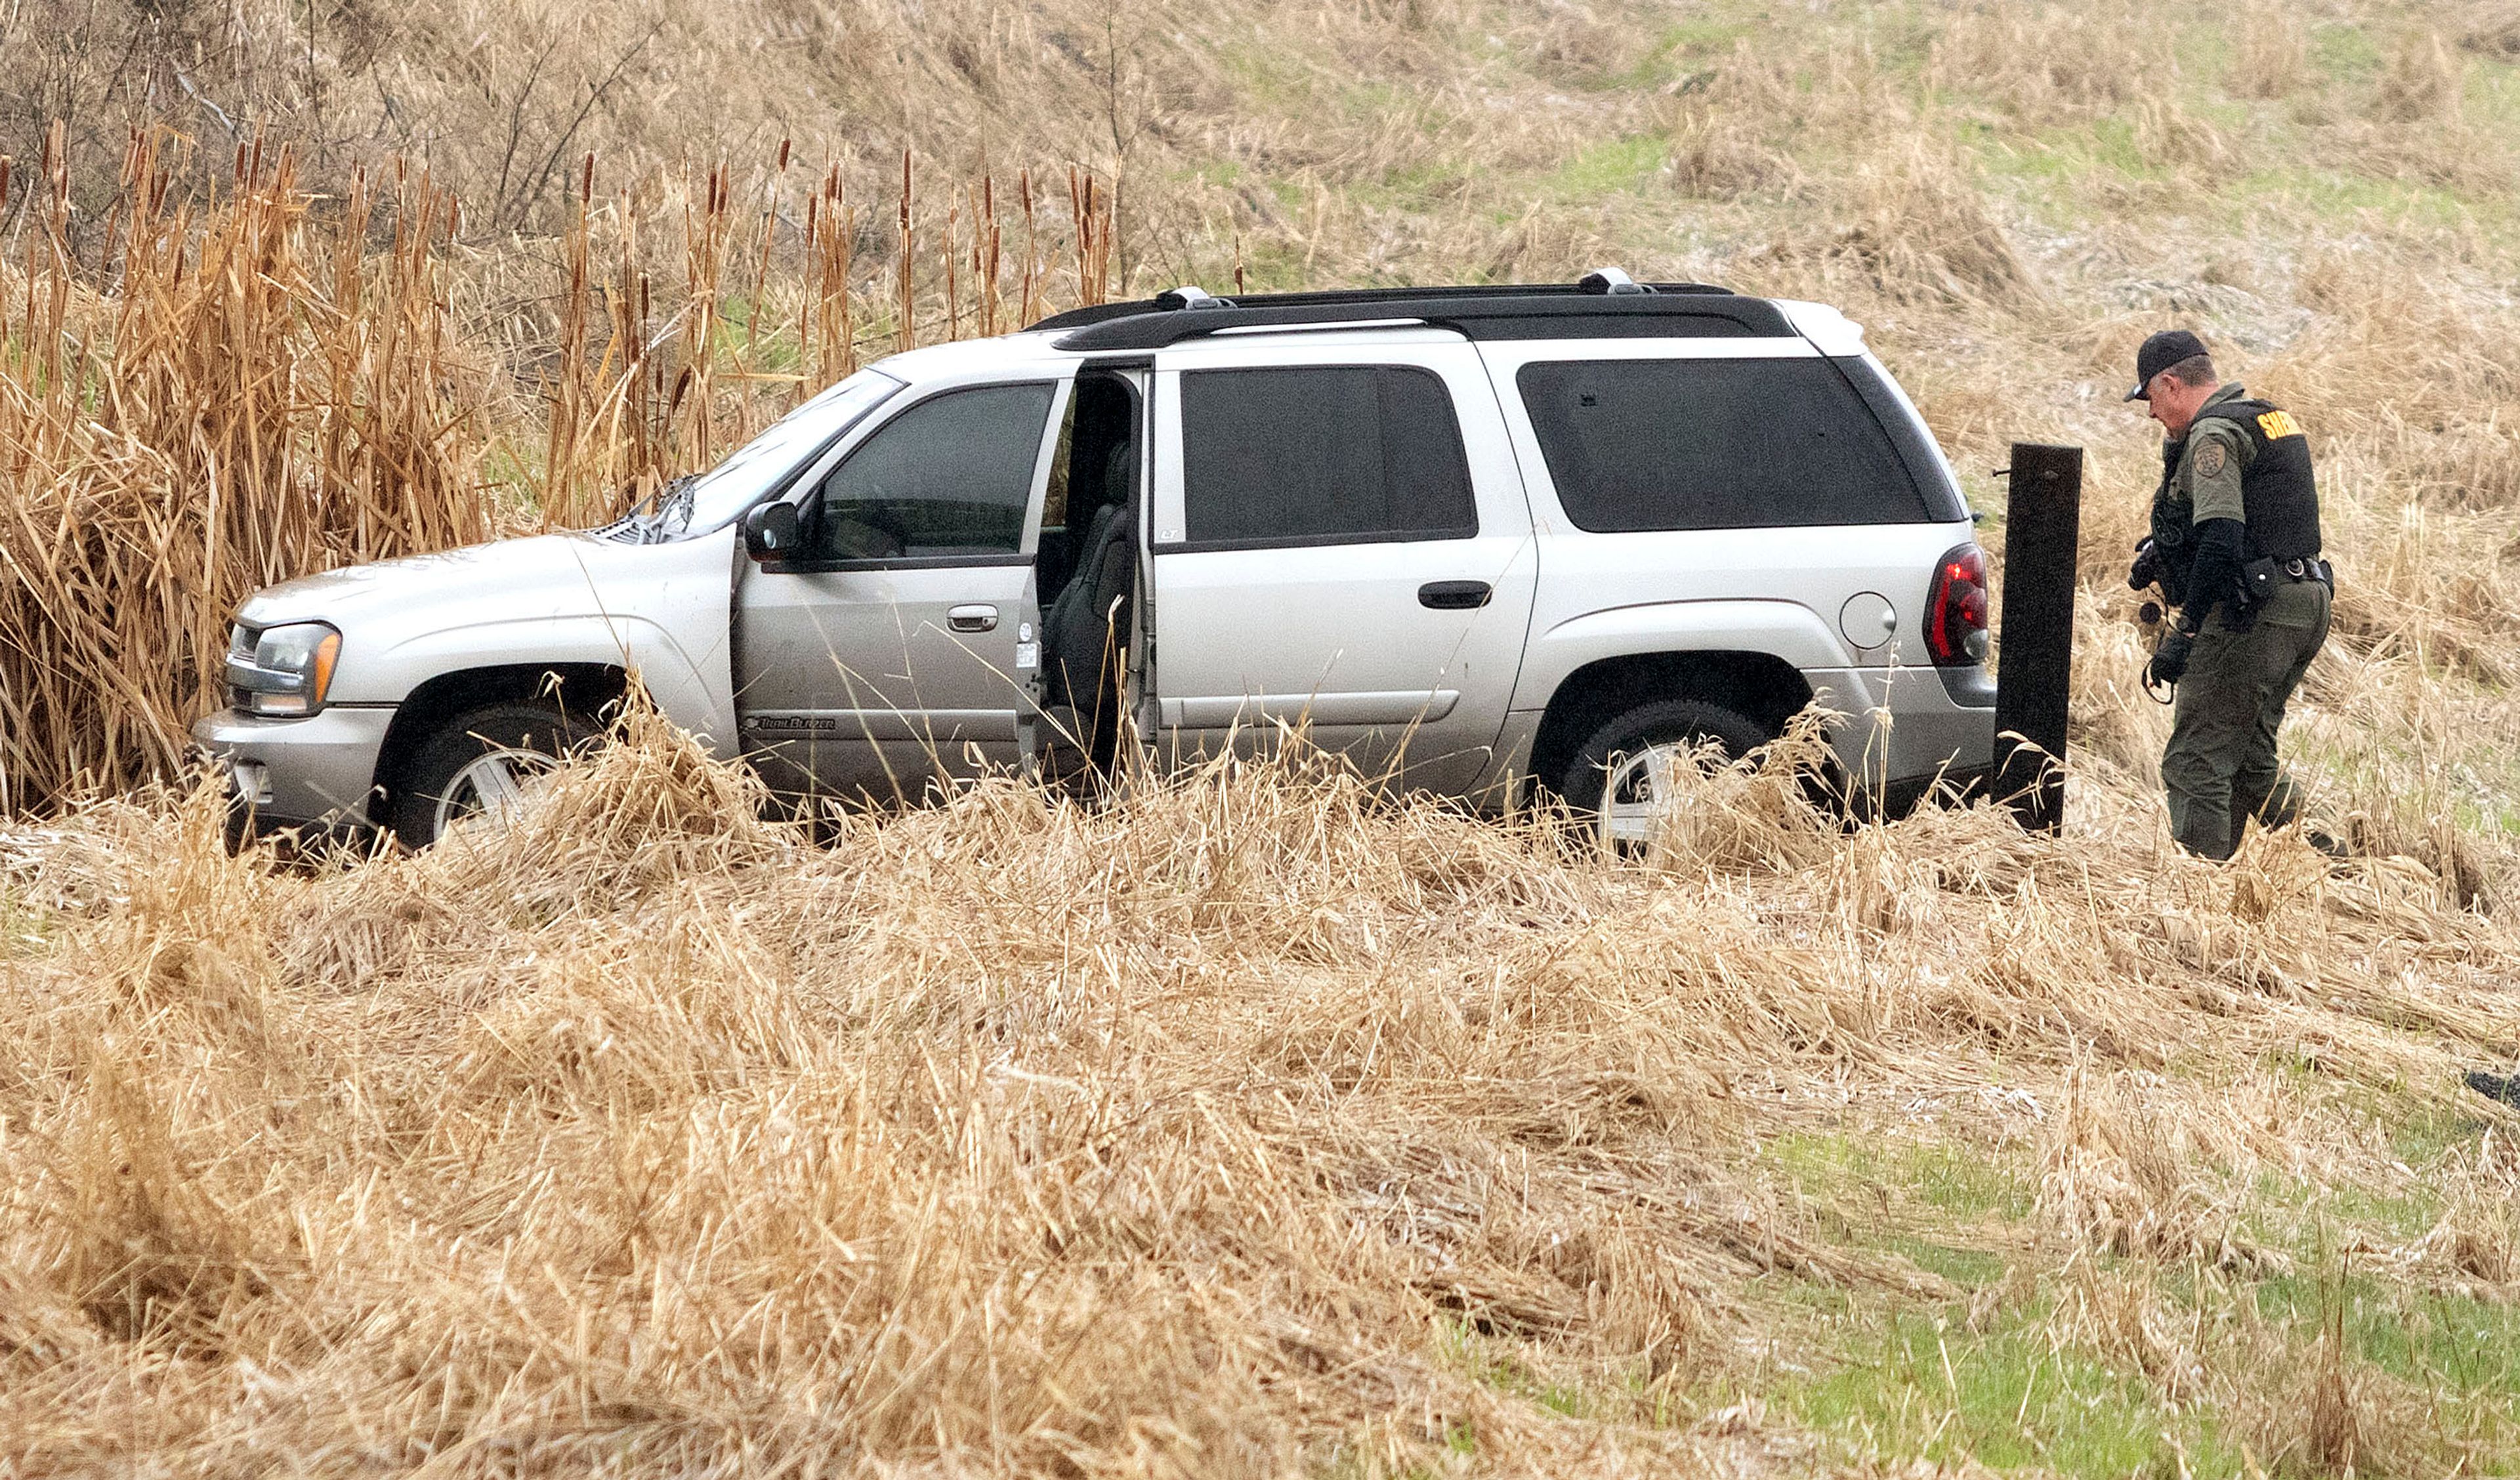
[811,383,1055,560]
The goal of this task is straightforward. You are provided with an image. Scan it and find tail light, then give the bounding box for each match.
[1925,545,1990,666]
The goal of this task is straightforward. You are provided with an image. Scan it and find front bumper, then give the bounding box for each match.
[191,705,395,835]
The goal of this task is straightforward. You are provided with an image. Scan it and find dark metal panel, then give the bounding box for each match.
[1993,442,2082,834]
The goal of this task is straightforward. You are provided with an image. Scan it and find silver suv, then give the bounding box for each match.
[197,272,1996,848]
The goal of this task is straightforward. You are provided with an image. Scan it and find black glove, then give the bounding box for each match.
[2128,538,2161,591]
[2147,627,2193,688]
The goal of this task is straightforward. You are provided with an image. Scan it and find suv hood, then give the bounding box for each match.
[238,530,741,751]
[238,532,697,627]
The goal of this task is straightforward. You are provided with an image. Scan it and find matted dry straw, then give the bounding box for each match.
[1,706,2515,1473]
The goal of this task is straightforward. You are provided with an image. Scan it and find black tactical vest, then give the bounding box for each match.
[2147,394,2321,604]
[2189,396,2322,560]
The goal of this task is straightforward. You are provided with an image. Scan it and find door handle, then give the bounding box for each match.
[1418,580,1492,610]
[948,604,999,633]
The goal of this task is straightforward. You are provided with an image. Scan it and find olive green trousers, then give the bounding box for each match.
[2161,583,2332,861]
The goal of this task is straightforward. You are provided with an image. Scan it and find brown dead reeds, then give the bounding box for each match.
[1,0,2519,1466]
[0,131,488,813]
[2232,3,2314,98]
[2372,31,2466,125]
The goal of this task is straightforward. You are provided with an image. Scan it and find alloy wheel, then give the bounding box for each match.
[1596,740,1702,858]
[430,746,562,839]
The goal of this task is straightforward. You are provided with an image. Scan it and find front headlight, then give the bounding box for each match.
[226,621,343,717]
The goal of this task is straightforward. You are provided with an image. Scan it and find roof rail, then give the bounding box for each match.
[1027,273,1738,335]
[1031,278,1785,353]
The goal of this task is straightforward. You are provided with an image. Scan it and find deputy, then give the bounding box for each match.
[2125,329,2332,860]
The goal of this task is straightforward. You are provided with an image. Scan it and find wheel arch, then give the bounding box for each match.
[1526,650,1814,802]
[369,663,630,821]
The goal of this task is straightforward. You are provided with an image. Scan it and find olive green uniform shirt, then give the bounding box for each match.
[2173,383,2324,631]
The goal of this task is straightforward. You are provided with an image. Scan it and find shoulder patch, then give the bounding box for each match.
[2195,439,2228,478]
[2256,409,2303,440]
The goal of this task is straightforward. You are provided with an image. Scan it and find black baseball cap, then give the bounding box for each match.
[2126,329,2210,401]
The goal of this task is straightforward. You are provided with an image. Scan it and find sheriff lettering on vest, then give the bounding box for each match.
[2124,329,2332,860]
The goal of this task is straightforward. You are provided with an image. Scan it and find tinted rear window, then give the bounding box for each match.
[1516,357,1933,532]
[1180,366,1477,547]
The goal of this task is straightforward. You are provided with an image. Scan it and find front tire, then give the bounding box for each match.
[388,702,598,848]
[1558,699,1773,856]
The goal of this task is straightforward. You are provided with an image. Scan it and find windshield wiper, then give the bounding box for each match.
[609,474,701,542]
[659,473,702,532]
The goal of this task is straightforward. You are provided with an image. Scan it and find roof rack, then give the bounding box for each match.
[1032,271,1736,331]
[1027,269,1784,350]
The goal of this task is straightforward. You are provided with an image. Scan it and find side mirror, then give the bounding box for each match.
[742,501,801,561]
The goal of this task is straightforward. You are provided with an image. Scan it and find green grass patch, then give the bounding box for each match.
[1767,1130,2036,1221]
[2471,50,2520,133]
[1547,136,1668,200]
[1353,159,1477,213]
[1885,1236,2008,1289]
[2230,164,2483,229]
[2376,1091,2482,1170]
[1216,43,1319,112]
[1754,1256,2520,1475]
[1432,1317,1658,1426]
[2310,22,2385,84]
[1782,1299,2252,1477]
[1972,118,2171,218]
[2250,1271,2520,1448]
[476,437,543,514]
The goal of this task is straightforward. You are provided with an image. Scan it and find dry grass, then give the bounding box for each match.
[1,709,2517,1473]
[2,0,2519,1471]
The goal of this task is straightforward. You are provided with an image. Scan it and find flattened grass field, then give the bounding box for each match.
[3,1,2520,1473]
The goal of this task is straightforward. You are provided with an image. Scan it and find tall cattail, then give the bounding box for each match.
[976,173,1001,338]
[896,149,915,354]
[543,154,598,532]
[1068,167,1114,309]
[943,201,961,342]
[1017,167,1040,326]
[802,166,854,385]
[746,138,793,433]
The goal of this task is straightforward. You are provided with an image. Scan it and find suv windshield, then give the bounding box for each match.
[658,369,903,535]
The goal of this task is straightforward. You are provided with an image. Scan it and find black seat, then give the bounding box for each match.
[1041,439,1137,734]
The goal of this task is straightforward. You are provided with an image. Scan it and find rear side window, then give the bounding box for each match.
[1516,358,1931,532]
[1180,366,1477,547]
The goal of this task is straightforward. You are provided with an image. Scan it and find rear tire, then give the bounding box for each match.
[388,701,598,849]
[1558,699,1773,855]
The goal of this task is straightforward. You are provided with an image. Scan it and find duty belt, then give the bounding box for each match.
[2282,557,2332,585]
